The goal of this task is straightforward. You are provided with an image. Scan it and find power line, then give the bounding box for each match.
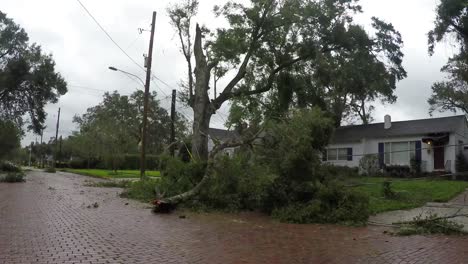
[76,0,179,96]
[74,0,221,129]
[75,0,144,73]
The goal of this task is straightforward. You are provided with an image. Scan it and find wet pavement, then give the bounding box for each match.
[2,171,468,263]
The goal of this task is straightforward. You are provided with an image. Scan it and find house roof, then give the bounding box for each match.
[208,128,239,141]
[331,115,466,144]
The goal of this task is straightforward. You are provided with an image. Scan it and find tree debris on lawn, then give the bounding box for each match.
[393,210,468,236]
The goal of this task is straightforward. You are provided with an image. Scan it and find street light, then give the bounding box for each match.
[108,65,149,179]
[108,66,145,87]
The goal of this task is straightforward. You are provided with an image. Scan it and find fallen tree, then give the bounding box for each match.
[155,128,263,210]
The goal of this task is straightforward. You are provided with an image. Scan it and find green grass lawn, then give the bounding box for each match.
[61,169,160,179]
[352,177,468,214]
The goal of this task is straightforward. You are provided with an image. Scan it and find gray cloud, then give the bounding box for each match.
[1,0,454,145]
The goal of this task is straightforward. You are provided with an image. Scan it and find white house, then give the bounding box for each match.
[324,115,468,173]
[207,128,239,156]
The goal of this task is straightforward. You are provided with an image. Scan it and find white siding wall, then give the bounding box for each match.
[367,136,432,172]
[326,135,457,173]
[325,142,362,167]
[208,137,236,157]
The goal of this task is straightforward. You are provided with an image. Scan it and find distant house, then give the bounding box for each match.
[207,128,240,157]
[325,115,468,173]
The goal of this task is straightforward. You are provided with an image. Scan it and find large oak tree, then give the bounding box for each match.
[427,0,468,114]
[0,11,67,134]
[168,0,406,161]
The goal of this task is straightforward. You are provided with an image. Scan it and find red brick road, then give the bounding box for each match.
[1,171,468,264]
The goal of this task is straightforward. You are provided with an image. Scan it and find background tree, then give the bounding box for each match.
[71,91,188,169]
[427,0,468,114]
[0,120,20,160]
[0,11,67,133]
[168,0,406,161]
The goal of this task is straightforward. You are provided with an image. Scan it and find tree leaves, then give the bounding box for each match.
[0,11,67,134]
[427,0,468,114]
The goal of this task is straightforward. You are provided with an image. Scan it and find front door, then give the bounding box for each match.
[434,145,445,170]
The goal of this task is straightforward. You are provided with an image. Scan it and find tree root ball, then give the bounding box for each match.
[152,199,176,214]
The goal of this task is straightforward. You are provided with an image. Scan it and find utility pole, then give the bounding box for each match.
[40,130,43,168]
[29,141,33,167]
[170,89,176,157]
[140,11,157,178]
[53,107,61,169]
[59,136,63,165]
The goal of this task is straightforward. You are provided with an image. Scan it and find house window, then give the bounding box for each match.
[384,141,416,165]
[326,148,351,161]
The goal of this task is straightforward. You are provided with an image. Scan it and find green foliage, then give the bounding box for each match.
[359,155,380,176]
[44,167,56,173]
[428,0,468,54]
[157,155,205,197]
[121,178,159,202]
[0,160,21,172]
[410,158,422,175]
[384,165,411,178]
[427,0,468,115]
[456,153,468,172]
[382,181,398,199]
[397,213,465,236]
[0,11,67,133]
[0,120,21,159]
[69,91,188,168]
[259,108,335,180]
[193,155,275,211]
[271,182,369,224]
[121,154,159,170]
[1,172,25,183]
[321,165,360,179]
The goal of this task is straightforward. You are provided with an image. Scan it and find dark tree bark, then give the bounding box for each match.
[191,24,214,161]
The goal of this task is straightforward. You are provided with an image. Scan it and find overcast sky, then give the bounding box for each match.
[1,0,458,146]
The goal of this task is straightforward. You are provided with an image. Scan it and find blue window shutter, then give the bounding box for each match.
[347,148,353,161]
[378,143,384,168]
[415,141,422,161]
[322,150,327,161]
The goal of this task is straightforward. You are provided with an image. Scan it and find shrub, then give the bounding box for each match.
[157,155,205,197]
[1,172,25,183]
[121,178,159,202]
[382,181,397,199]
[359,155,380,176]
[120,154,159,170]
[0,161,21,172]
[69,158,100,169]
[410,158,422,175]
[384,165,411,178]
[271,182,369,224]
[44,167,56,173]
[456,153,468,173]
[320,164,359,179]
[193,155,275,211]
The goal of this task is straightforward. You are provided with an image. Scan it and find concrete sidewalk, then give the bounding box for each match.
[370,190,468,230]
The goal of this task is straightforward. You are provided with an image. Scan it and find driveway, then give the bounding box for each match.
[2,171,468,263]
